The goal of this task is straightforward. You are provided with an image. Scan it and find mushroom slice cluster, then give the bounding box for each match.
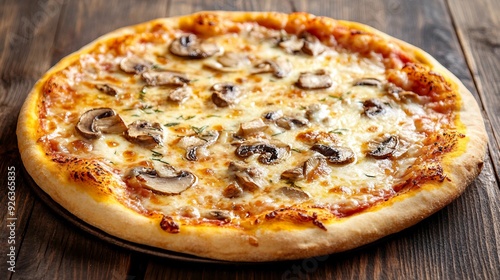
[177,130,219,161]
[124,120,164,148]
[235,140,290,165]
[229,161,268,192]
[169,34,220,59]
[141,70,190,87]
[120,56,153,74]
[211,83,242,107]
[76,108,127,139]
[296,70,333,89]
[251,57,292,78]
[311,144,356,165]
[367,135,399,159]
[126,166,197,195]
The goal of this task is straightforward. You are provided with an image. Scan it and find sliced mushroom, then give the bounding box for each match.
[211,83,242,107]
[367,135,399,159]
[363,99,386,118]
[237,119,268,138]
[296,70,332,89]
[305,104,330,123]
[124,120,164,147]
[168,85,192,103]
[252,57,292,78]
[262,110,283,121]
[141,70,190,87]
[303,156,331,181]
[203,210,232,221]
[120,56,152,74]
[95,84,118,96]
[278,36,304,53]
[311,144,356,165]
[280,166,305,181]
[126,166,197,195]
[229,161,268,191]
[275,115,309,130]
[76,108,127,139]
[276,186,311,201]
[235,140,290,165]
[385,83,418,101]
[301,33,326,56]
[178,130,219,161]
[354,78,382,87]
[204,52,250,72]
[169,34,220,59]
[223,183,244,198]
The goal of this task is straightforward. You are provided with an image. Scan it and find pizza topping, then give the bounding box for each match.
[354,78,382,87]
[235,140,290,165]
[275,115,309,130]
[76,108,127,139]
[178,130,219,161]
[281,156,331,182]
[262,110,283,121]
[367,135,399,159]
[203,210,232,221]
[126,166,197,195]
[277,186,311,201]
[211,83,242,107]
[168,85,192,103]
[237,119,268,138]
[169,34,220,59]
[229,161,268,192]
[252,58,292,78]
[141,70,190,87]
[124,120,164,147]
[311,144,356,165]
[95,84,118,96]
[280,167,305,181]
[295,70,332,89]
[301,33,326,56]
[303,156,331,181]
[204,52,250,72]
[362,99,386,118]
[278,32,325,56]
[119,56,152,74]
[223,183,244,198]
[305,104,330,123]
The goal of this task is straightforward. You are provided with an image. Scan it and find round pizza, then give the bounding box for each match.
[17,11,487,261]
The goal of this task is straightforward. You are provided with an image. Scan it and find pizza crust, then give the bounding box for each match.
[17,11,487,261]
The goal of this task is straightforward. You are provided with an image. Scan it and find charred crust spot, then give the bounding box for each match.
[160,215,180,233]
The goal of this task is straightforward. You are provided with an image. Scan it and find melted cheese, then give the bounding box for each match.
[41,23,438,223]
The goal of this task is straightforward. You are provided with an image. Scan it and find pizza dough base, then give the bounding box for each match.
[17,12,487,261]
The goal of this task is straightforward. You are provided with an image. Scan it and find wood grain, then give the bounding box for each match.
[446,0,500,181]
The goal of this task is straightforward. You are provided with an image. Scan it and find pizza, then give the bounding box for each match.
[16,11,487,262]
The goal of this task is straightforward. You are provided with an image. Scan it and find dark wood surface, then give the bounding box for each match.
[1,0,499,279]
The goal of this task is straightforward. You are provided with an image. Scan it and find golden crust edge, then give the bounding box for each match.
[16,11,488,262]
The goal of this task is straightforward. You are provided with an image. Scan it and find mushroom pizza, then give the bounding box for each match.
[17,12,487,261]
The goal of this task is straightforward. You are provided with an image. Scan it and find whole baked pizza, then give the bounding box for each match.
[17,11,487,261]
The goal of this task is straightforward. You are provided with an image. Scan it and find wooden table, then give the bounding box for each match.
[1,0,499,279]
